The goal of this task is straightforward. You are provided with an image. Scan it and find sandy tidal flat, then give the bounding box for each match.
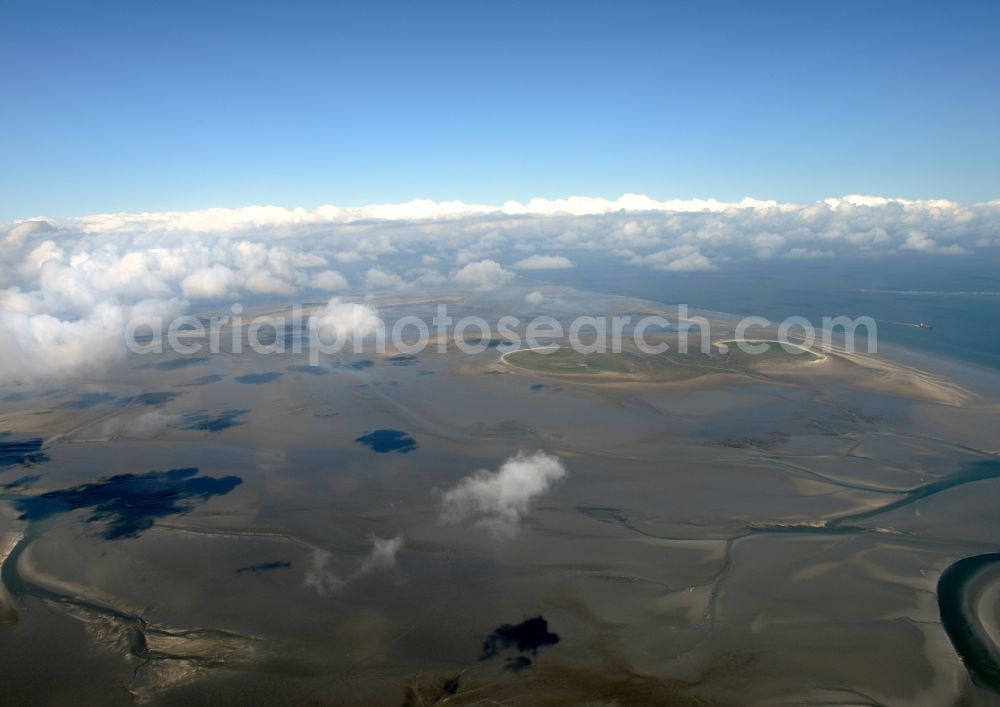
[0,287,999,705]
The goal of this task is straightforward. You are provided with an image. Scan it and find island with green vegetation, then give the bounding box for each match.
[501,340,822,383]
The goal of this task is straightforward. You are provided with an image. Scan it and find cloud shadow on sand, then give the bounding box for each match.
[480,616,560,672]
[13,467,242,540]
[355,429,417,454]
[0,434,48,468]
[181,409,250,432]
[234,372,283,385]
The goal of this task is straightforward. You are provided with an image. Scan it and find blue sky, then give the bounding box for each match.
[2,0,998,220]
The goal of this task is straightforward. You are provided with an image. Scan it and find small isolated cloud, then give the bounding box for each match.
[304,549,344,596]
[451,259,515,289]
[304,534,404,596]
[358,535,404,575]
[308,297,381,343]
[513,254,574,270]
[440,450,566,536]
[525,290,545,306]
[631,245,715,272]
[100,410,180,438]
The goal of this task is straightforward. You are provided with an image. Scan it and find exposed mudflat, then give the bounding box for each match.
[1,287,999,705]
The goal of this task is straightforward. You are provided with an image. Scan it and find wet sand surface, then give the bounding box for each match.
[1,287,999,705]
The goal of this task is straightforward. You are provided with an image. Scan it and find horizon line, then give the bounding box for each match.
[8,192,999,232]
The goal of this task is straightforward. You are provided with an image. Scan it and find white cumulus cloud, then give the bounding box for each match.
[2,193,996,384]
[304,534,405,596]
[513,254,574,270]
[308,270,349,291]
[308,297,381,344]
[440,450,567,536]
[451,259,515,289]
[181,264,238,299]
[100,410,180,438]
[631,245,716,272]
[304,550,344,596]
[901,230,968,255]
[358,535,404,575]
[365,267,407,291]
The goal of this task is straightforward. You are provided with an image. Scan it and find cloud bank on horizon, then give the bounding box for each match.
[2,193,999,383]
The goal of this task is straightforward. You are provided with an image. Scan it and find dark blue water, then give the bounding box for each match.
[544,254,1000,370]
[938,553,1000,693]
[355,429,417,454]
[13,467,242,540]
[831,459,1000,526]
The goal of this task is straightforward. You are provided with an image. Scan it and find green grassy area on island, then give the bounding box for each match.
[503,340,821,382]
[716,339,821,364]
